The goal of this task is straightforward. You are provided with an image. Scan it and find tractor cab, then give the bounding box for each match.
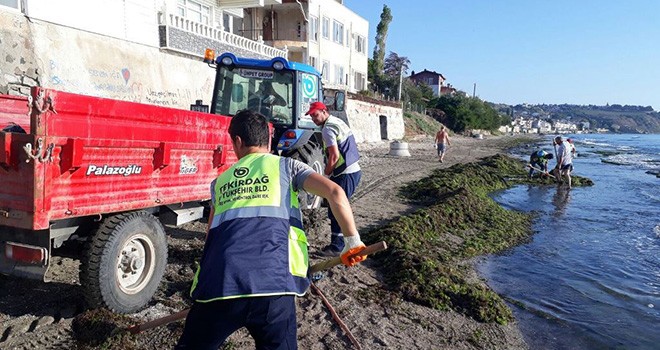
[207,52,329,150]
[204,51,344,209]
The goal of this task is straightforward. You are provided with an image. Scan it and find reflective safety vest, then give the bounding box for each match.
[190,153,310,302]
[324,116,360,177]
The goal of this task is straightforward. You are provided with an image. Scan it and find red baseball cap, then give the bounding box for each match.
[305,101,327,115]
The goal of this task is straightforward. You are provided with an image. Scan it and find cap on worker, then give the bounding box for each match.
[305,101,327,115]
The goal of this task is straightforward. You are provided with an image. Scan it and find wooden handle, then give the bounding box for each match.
[309,241,387,274]
[126,309,190,334]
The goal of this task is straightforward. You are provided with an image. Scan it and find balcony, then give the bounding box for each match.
[265,28,308,52]
[158,10,287,59]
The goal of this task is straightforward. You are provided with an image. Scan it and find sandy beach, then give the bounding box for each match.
[0,134,537,349]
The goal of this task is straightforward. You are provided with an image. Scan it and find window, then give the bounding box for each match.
[177,0,210,25]
[213,66,295,125]
[0,0,18,9]
[354,72,365,91]
[334,65,345,85]
[322,17,329,39]
[321,61,330,80]
[355,35,366,54]
[332,20,344,45]
[223,13,232,32]
[309,56,317,69]
[296,21,303,39]
[310,16,319,41]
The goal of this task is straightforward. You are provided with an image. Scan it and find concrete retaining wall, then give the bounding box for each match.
[342,98,404,143]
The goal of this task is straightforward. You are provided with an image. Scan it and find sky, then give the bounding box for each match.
[344,0,660,110]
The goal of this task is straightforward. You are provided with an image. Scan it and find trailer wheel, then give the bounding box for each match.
[80,211,167,313]
[292,143,324,209]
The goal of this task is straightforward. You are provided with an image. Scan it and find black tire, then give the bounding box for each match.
[291,143,324,210]
[79,211,168,314]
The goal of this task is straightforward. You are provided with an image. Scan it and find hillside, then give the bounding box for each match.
[492,103,660,133]
[402,111,445,138]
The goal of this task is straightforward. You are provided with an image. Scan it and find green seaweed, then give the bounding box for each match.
[365,154,593,325]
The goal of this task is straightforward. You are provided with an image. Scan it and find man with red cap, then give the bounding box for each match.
[306,101,362,256]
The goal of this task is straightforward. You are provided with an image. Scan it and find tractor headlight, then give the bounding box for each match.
[221,56,234,65]
[273,61,284,70]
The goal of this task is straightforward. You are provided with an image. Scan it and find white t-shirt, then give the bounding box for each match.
[557,141,573,166]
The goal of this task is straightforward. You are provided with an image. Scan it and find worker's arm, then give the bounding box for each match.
[302,173,357,237]
[324,145,340,176]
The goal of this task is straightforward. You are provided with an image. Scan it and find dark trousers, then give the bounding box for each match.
[175,295,297,350]
[328,170,362,250]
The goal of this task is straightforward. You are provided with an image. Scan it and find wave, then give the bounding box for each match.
[601,153,660,170]
[641,190,660,203]
[582,139,614,147]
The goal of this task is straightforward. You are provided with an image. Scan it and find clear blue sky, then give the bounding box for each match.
[345,0,660,110]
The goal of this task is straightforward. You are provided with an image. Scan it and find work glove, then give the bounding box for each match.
[340,234,367,267]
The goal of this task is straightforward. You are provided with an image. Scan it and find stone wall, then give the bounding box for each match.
[341,98,404,143]
[0,11,39,96]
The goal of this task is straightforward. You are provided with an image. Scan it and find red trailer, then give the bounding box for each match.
[0,87,237,313]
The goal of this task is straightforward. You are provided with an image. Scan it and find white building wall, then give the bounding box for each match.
[0,11,215,109]
[307,0,367,93]
[25,0,163,46]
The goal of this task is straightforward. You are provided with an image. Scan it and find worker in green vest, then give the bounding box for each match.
[175,110,367,350]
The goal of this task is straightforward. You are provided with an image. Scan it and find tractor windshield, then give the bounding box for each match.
[213,66,294,125]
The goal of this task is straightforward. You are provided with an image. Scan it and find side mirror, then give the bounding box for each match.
[334,91,345,112]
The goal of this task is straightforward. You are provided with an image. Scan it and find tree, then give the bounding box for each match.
[433,95,503,133]
[384,51,410,78]
[402,79,434,108]
[370,5,392,91]
[382,51,410,100]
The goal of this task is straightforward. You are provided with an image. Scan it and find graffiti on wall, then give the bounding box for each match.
[47,59,214,109]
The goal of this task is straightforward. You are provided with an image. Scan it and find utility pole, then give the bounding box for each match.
[397,68,403,101]
[472,83,476,98]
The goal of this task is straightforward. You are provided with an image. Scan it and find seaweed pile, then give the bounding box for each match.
[364,154,592,324]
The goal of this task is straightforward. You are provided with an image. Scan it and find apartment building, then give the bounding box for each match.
[239,0,369,92]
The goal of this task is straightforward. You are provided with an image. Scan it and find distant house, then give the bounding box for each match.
[409,69,446,96]
[440,84,457,96]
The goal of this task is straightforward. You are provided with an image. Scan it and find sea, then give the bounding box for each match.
[478,134,660,349]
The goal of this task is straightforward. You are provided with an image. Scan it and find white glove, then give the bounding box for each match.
[340,234,367,267]
[341,234,365,255]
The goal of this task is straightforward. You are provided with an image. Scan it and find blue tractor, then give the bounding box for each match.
[205,51,345,209]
